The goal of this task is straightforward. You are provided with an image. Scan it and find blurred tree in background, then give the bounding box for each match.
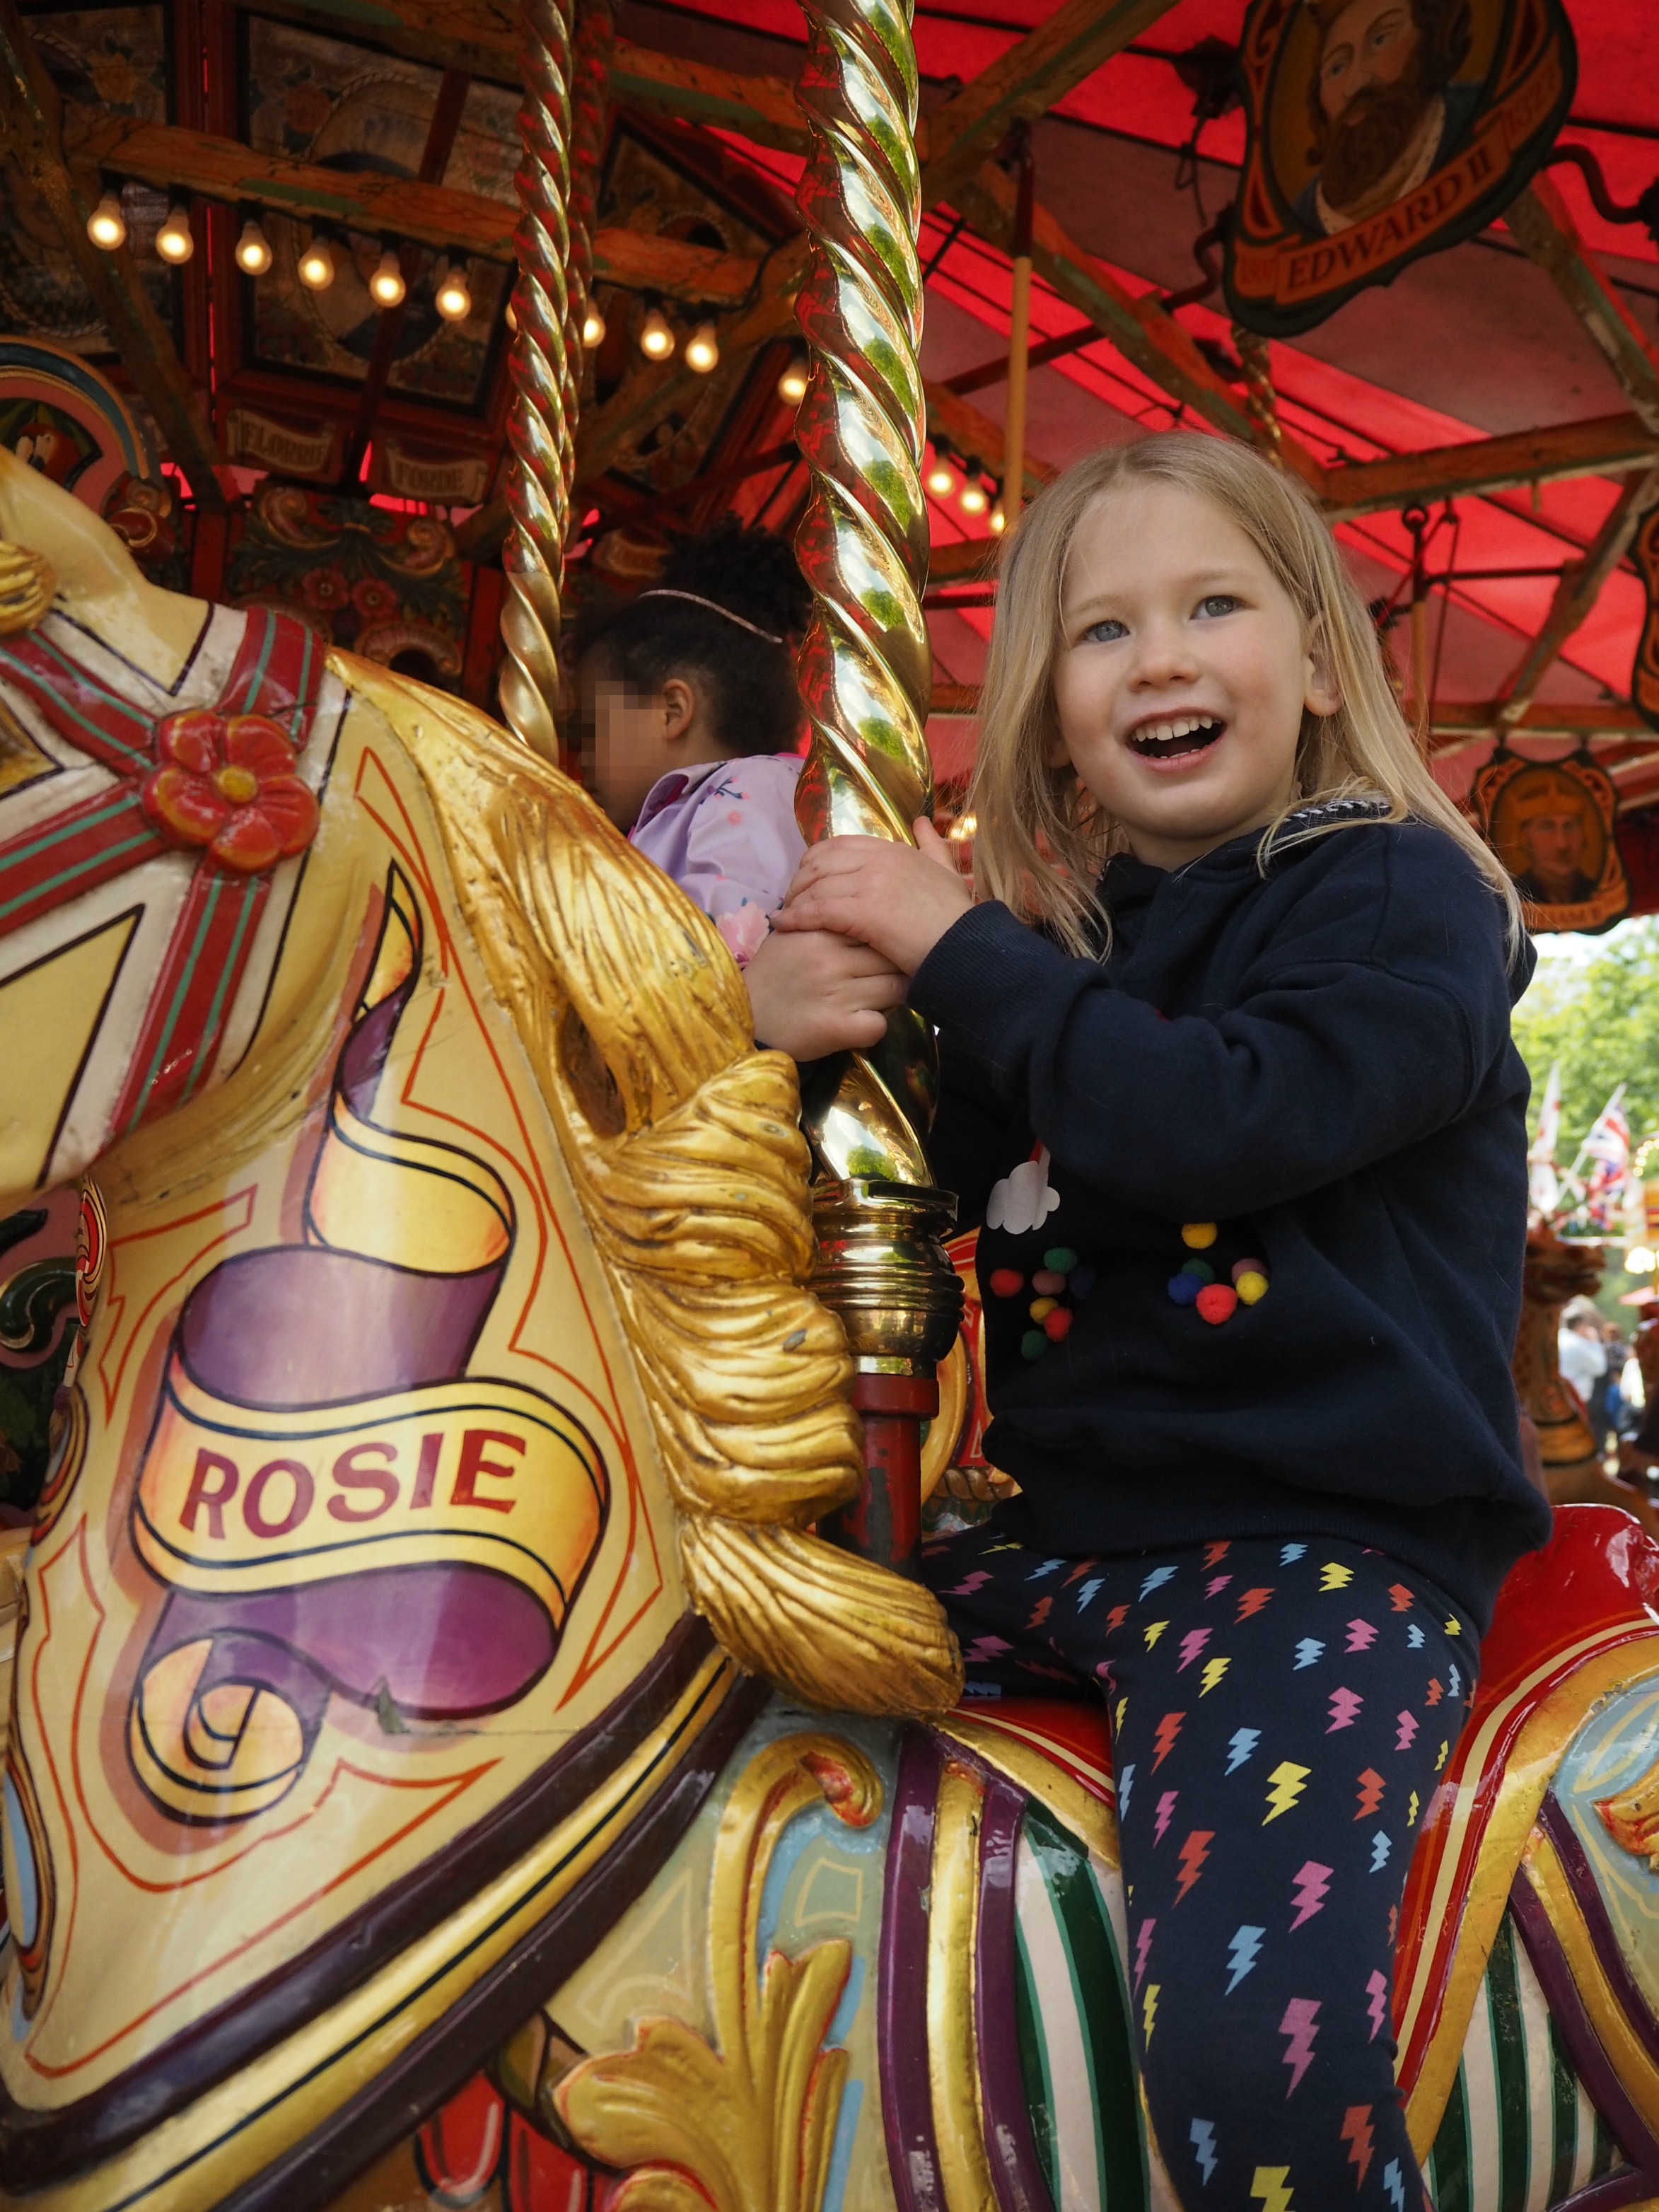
[1513,919,1659,1152]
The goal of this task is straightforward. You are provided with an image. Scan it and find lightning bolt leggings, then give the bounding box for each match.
[920,1522,1475,2212]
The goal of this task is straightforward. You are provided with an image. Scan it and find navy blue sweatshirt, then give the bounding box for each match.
[908,808,1550,1634]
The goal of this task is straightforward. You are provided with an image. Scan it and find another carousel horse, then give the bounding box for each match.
[1,455,1659,2212]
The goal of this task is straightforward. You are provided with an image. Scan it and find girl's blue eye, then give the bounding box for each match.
[1083,617,1128,643]
[1197,593,1240,618]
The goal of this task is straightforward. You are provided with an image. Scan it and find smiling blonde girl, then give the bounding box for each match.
[757,431,1547,2211]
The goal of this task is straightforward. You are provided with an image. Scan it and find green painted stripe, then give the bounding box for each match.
[124,875,224,1129]
[1431,2061,1473,2212]
[1508,1919,1556,2212]
[0,803,152,925]
[14,638,151,760]
[1014,1832,1102,2212]
[1547,2010,1579,2203]
[289,625,316,735]
[178,883,260,1100]
[236,612,277,714]
[1485,1916,1532,2212]
[1590,2106,1617,2180]
[0,830,156,926]
[1025,1805,1146,2212]
[1014,1914,1061,2204]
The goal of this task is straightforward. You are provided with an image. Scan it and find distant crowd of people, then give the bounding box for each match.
[1559,1296,1643,1456]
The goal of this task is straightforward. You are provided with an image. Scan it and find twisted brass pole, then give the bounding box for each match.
[1232,323,1285,471]
[793,0,962,1576]
[501,0,576,759]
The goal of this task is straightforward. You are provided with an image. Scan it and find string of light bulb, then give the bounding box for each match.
[924,438,1003,530]
[83,197,709,366]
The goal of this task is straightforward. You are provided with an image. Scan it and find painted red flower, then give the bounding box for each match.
[351,574,399,621]
[141,711,319,875]
[302,566,351,612]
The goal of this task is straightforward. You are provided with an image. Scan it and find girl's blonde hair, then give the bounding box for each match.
[967,432,1523,957]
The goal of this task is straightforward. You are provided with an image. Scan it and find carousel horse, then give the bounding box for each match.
[2,455,1659,2212]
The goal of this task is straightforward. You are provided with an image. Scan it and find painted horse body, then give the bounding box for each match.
[0,459,1657,2211]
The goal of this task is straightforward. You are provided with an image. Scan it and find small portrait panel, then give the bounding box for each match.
[1226,0,1576,335]
[1279,0,1502,238]
[1473,752,1629,936]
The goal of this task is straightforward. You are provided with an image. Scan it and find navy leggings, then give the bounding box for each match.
[921,1521,1476,2211]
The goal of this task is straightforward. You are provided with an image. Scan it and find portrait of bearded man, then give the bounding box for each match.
[1293,0,1483,235]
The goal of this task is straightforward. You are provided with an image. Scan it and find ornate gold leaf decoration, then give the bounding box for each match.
[0,542,57,636]
[554,1730,881,2211]
[369,660,962,1714]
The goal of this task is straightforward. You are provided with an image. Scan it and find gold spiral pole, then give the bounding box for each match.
[500,0,576,761]
[793,0,963,1578]
[1232,323,1285,470]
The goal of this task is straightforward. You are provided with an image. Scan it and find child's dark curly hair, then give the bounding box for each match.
[570,519,811,757]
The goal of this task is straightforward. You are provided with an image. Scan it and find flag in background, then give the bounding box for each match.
[1529,1060,1562,1218]
[1580,1085,1631,1235]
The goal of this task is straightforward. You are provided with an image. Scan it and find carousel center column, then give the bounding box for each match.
[791,0,964,1578]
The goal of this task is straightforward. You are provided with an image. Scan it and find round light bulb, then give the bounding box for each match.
[685,320,720,374]
[1630,1246,1657,1275]
[776,356,808,404]
[639,305,675,360]
[989,501,1007,535]
[298,238,335,291]
[233,218,272,275]
[368,248,406,308]
[581,301,606,347]
[926,458,955,496]
[86,190,126,251]
[959,474,989,516]
[433,262,472,322]
[156,203,194,265]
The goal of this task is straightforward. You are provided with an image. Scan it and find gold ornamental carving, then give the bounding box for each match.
[554,1732,882,2211]
[383,663,962,1713]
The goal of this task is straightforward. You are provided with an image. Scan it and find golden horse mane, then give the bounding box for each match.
[353,658,962,1716]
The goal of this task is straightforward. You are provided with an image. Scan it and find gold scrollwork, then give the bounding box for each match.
[388,664,962,1716]
[554,1730,882,2211]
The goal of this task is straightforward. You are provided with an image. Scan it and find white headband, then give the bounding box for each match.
[636,588,785,646]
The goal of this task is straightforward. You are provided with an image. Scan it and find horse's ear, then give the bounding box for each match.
[0,445,200,660]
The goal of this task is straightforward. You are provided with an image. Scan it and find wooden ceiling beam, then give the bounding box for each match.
[1491,461,1659,737]
[0,0,226,508]
[1430,700,1648,741]
[576,238,805,480]
[1323,412,1659,519]
[925,380,1053,501]
[610,40,809,153]
[929,537,1000,581]
[228,0,519,83]
[919,0,1179,211]
[952,165,1327,490]
[1506,174,1659,434]
[74,116,759,300]
[231,0,813,158]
